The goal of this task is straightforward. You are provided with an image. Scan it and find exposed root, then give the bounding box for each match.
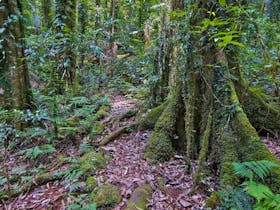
[114,110,138,122]
[99,123,137,146]
[241,87,280,138]
[193,110,213,187]
[9,172,63,198]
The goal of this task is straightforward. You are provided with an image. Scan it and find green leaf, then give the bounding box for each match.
[219,0,227,7]
[243,181,273,202]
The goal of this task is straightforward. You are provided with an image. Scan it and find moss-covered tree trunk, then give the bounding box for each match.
[55,0,77,93]
[144,0,280,192]
[0,0,32,110]
[151,0,184,106]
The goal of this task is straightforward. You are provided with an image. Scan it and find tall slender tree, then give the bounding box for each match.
[0,0,32,110]
[55,0,78,92]
[42,0,53,28]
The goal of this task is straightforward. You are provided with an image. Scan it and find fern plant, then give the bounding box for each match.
[219,160,280,210]
[232,160,279,181]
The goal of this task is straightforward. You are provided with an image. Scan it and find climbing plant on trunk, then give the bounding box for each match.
[144,0,280,191]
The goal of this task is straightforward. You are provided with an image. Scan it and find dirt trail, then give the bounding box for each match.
[96,94,213,210]
[4,93,279,210]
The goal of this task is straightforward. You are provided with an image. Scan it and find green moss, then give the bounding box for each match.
[86,176,98,191]
[156,178,166,192]
[139,103,165,130]
[80,151,106,175]
[144,96,180,162]
[154,101,177,133]
[92,123,105,134]
[100,105,110,112]
[144,132,174,162]
[91,184,121,207]
[126,184,153,210]
[206,192,219,209]
[219,131,239,187]
[227,82,280,192]
[94,109,110,120]
[230,84,276,162]
[241,87,280,138]
[194,111,212,186]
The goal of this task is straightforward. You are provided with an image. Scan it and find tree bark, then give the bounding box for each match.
[42,0,52,28]
[0,0,32,110]
[144,0,280,192]
[55,0,77,93]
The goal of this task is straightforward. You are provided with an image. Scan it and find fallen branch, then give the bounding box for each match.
[99,123,137,146]
[6,172,64,199]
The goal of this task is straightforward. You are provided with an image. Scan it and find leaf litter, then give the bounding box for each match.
[2,93,279,210]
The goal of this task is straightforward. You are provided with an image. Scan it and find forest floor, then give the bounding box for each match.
[2,92,280,210]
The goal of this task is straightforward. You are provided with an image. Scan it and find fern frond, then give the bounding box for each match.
[233,160,279,181]
[242,181,273,202]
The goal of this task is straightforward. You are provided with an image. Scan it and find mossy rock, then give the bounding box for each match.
[80,151,106,175]
[100,105,110,112]
[139,104,165,130]
[86,176,98,192]
[91,184,121,207]
[206,192,219,209]
[95,109,110,120]
[126,184,153,210]
[144,132,174,162]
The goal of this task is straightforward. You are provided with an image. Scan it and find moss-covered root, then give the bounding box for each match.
[144,99,178,162]
[221,82,280,192]
[138,103,165,130]
[126,184,153,210]
[99,123,136,146]
[91,184,122,207]
[144,132,174,162]
[6,172,63,198]
[241,88,280,138]
[193,111,213,187]
[219,131,239,187]
[114,110,138,122]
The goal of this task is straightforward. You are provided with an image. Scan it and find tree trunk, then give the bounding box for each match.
[0,0,32,110]
[144,0,280,192]
[151,0,184,105]
[109,0,117,58]
[42,0,52,28]
[78,0,89,68]
[55,0,77,93]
